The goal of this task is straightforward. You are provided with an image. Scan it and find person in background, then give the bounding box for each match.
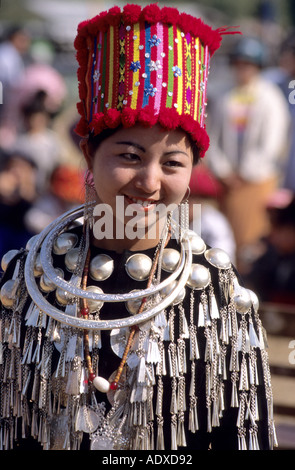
[0,148,37,259]
[207,37,290,269]
[13,90,64,195]
[24,164,85,234]
[244,190,295,305]
[0,25,31,145]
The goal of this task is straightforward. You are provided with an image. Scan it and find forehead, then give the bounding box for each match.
[95,124,192,151]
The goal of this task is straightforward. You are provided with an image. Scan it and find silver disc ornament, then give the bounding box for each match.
[0,279,19,308]
[39,268,64,293]
[1,249,19,272]
[204,247,231,270]
[53,232,79,255]
[125,253,152,281]
[89,254,114,281]
[187,230,206,255]
[161,248,180,272]
[187,263,211,290]
[86,285,104,312]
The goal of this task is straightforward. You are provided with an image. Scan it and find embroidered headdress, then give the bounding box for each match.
[74,3,232,157]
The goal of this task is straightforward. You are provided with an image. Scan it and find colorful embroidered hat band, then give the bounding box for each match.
[74,3,235,157]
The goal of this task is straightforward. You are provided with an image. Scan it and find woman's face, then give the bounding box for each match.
[82,124,193,248]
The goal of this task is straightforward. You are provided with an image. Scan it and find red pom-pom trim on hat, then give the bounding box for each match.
[76,107,210,158]
[123,4,142,24]
[140,3,161,24]
[74,4,229,57]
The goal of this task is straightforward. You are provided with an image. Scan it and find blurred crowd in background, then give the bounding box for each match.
[0,0,295,315]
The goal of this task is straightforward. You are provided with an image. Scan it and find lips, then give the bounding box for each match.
[124,195,159,209]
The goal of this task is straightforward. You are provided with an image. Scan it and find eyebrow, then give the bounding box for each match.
[116,141,146,152]
[164,150,190,158]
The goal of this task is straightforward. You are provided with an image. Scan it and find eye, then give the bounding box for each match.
[119,153,140,162]
[164,160,184,168]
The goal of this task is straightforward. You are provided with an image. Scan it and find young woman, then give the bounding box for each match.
[0,4,275,451]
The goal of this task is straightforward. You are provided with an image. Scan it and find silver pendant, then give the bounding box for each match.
[187,230,206,255]
[65,248,80,272]
[125,253,152,281]
[91,436,114,450]
[125,289,143,314]
[160,280,186,305]
[75,405,101,434]
[234,286,252,314]
[39,268,64,293]
[86,285,104,312]
[0,279,18,308]
[55,287,75,306]
[1,249,19,272]
[89,254,114,281]
[34,253,43,277]
[186,264,211,290]
[161,248,180,272]
[53,232,79,255]
[204,247,231,269]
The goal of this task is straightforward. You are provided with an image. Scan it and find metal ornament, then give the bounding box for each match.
[204,247,231,269]
[160,280,186,305]
[65,248,80,272]
[24,206,192,330]
[40,268,64,293]
[89,254,114,281]
[56,287,75,306]
[34,253,43,277]
[186,264,211,290]
[0,279,18,308]
[234,286,252,314]
[53,232,79,255]
[125,289,144,314]
[161,248,180,272]
[1,249,19,272]
[86,285,104,312]
[125,253,152,281]
[187,230,206,255]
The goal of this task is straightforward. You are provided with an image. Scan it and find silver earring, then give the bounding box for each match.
[84,170,96,230]
[179,187,190,240]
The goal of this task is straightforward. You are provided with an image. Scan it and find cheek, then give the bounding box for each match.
[164,173,191,205]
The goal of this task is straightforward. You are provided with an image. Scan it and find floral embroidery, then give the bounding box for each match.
[144,84,157,97]
[172,66,182,77]
[148,60,162,72]
[130,61,141,72]
[93,70,101,82]
[148,34,161,47]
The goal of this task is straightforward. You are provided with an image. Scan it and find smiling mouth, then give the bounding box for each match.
[124,195,159,209]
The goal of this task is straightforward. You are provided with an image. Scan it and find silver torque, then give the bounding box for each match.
[25,237,192,330]
[37,207,187,303]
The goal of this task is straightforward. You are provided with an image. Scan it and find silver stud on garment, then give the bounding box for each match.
[125,253,152,281]
[187,264,211,290]
[204,247,231,269]
[53,232,79,255]
[161,248,180,272]
[89,254,114,281]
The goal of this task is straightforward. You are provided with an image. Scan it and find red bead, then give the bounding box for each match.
[81,307,89,317]
[88,372,96,383]
[110,381,118,391]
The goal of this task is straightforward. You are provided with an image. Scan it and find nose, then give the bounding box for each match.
[134,163,161,195]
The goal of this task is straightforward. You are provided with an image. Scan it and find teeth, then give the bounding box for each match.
[129,197,155,207]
